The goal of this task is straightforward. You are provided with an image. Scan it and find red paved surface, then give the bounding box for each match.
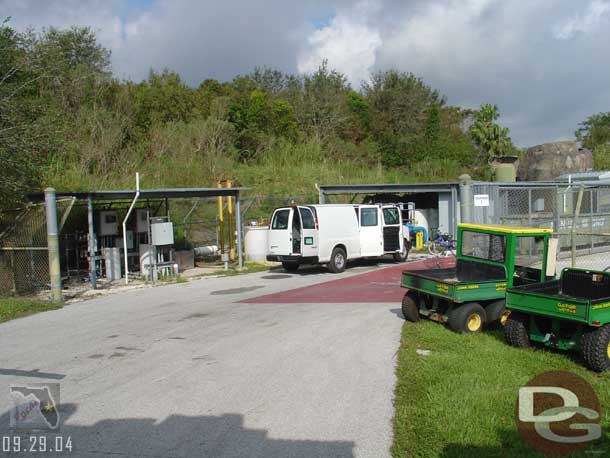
[242,257,455,304]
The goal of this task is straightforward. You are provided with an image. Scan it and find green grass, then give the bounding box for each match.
[392,321,610,458]
[0,297,63,323]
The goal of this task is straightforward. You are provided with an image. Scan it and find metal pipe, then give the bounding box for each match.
[217,181,225,254]
[571,184,584,268]
[236,193,243,269]
[123,173,140,285]
[45,188,62,302]
[227,180,235,261]
[458,174,473,224]
[87,195,97,289]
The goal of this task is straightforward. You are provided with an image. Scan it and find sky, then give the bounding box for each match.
[2,0,610,147]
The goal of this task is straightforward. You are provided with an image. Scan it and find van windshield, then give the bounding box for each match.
[383,208,400,225]
[271,209,290,230]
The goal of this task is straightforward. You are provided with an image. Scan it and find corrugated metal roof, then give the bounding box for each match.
[27,187,249,202]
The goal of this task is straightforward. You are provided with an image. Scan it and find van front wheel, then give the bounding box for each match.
[282,262,299,272]
[328,247,347,273]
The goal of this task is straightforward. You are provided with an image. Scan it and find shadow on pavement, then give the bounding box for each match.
[1,404,355,458]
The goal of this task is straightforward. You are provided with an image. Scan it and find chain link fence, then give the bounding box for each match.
[472,183,610,272]
[0,203,49,295]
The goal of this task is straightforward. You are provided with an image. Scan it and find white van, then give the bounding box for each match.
[266,204,409,273]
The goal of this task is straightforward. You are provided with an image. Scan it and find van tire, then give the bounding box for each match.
[328,247,347,273]
[448,303,486,333]
[282,262,299,272]
[393,240,410,262]
[581,324,610,372]
[401,292,420,322]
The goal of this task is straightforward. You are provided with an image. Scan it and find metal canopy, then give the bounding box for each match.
[27,187,249,202]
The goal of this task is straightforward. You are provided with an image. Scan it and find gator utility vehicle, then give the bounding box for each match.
[401,224,557,333]
[504,268,610,372]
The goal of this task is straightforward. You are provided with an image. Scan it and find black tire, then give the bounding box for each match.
[328,247,347,273]
[504,312,530,348]
[401,292,420,322]
[282,261,299,272]
[448,303,486,333]
[581,324,610,372]
[393,240,410,262]
[485,300,506,328]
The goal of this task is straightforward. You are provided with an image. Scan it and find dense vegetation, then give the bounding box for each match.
[576,112,610,170]
[1,23,523,212]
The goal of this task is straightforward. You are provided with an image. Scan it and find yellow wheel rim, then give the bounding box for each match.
[607,342,610,359]
[500,311,511,326]
[467,313,482,332]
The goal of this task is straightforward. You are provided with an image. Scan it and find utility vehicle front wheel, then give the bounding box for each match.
[401,292,420,322]
[581,324,610,372]
[503,312,530,348]
[448,303,486,333]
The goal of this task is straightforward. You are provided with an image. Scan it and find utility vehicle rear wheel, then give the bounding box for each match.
[581,324,610,372]
[448,303,486,333]
[504,312,530,348]
[328,247,347,273]
[485,300,506,328]
[282,262,299,272]
[401,292,420,322]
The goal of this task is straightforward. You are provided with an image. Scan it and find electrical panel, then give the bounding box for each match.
[151,222,174,246]
[136,209,149,233]
[99,211,118,236]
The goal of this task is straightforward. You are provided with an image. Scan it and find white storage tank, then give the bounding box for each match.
[245,225,269,262]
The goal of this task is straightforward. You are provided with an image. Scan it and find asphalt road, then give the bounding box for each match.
[0,263,404,458]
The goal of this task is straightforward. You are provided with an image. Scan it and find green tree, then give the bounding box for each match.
[132,70,195,134]
[298,60,351,141]
[576,112,610,150]
[468,103,512,160]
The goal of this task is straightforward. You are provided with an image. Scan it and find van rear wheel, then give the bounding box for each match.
[282,261,299,272]
[394,240,410,262]
[328,247,347,273]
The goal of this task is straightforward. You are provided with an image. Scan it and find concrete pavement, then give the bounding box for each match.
[0,263,404,458]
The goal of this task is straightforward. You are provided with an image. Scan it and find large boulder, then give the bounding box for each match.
[517,141,593,181]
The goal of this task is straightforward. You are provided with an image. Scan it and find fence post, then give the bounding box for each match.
[87,196,97,289]
[44,188,62,302]
[459,174,473,224]
[571,185,584,268]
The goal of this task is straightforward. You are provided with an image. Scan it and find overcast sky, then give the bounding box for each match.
[3,0,610,147]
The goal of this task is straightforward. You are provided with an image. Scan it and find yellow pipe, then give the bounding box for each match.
[217,180,225,254]
[227,179,235,261]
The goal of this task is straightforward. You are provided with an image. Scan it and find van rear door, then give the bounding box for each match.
[358,205,383,257]
[298,206,318,258]
[382,205,402,252]
[268,208,293,256]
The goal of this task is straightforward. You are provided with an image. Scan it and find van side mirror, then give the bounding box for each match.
[546,238,558,278]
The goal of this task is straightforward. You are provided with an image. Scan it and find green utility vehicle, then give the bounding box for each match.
[504,268,610,372]
[401,223,557,333]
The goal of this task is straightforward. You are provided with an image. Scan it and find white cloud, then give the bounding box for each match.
[553,0,610,39]
[297,1,382,87]
[3,0,610,146]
